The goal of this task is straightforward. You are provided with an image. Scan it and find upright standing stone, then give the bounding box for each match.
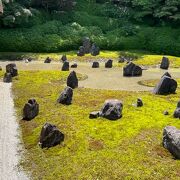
[57,86,73,105]
[91,43,100,56]
[39,123,64,149]
[77,46,85,56]
[6,63,18,77]
[153,74,177,95]
[173,101,180,118]
[61,61,69,71]
[83,37,91,54]
[163,126,180,159]
[23,99,39,120]
[61,55,67,62]
[67,71,78,89]
[160,57,169,70]
[92,62,99,68]
[105,59,113,68]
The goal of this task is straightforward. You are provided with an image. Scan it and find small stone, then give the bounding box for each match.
[44,57,52,63]
[137,98,143,107]
[92,62,99,68]
[89,111,100,119]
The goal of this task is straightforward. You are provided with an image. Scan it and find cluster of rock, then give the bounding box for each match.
[3,63,18,83]
[163,126,180,159]
[57,71,78,105]
[123,62,142,77]
[153,72,177,95]
[77,37,100,56]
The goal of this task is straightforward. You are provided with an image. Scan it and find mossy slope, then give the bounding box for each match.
[13,71,180,179]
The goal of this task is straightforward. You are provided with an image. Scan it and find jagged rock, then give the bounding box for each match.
[6,63,18,77]
[71,63,78,68]
[137,98,143,107]
[100,99,123,120]
[163,126,180,159]
[160,57,169,70]
[23,99,39,120]
[3,73,12,83]
[91,43,100,56]
[44,57,52,63]
[61,61,69,71]
[61,55,67,62]
[89,111,100,119]
[67,71,78,89]
[105,59,113,68]
[83,37,91,54]
[123,62,142,77]
[173,101,180,118]
[153,75,177,95]
[162,72,171,78]
[92,62,99,68]
[77,46,85,56]
[57,86,73,105]
[39,123,64,149]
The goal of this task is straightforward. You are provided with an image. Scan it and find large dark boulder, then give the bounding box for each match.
[67,71,78,89]
[153,75,177,95]
[100,99,123,120]
[92,62,99,68]
[83,37,91,54]
[39,123,64,149]
[44,57,52,63]
[77,46,85,56]
[91,43,100,56]
[3,73,12,83]
[160,57,169,70]
[123,62,142,77]
[61,61,69,71]
[23,99,39,120]
[6,63,18,77]
[163,126,180,159]
[173,101,180,118]
[61,55,67,62]
[105,59,113,68]
[57,86,73,105]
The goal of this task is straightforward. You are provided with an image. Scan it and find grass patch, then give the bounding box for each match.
[139,79,180,88]
[13,70,180,179]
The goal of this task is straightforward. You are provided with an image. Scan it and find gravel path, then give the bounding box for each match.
[0,82,28,180]
[1,61,179,91]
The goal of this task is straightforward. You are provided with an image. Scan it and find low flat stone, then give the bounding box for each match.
[89,111,100,119]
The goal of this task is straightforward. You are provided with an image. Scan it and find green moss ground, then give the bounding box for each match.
[1,51,180,68]
[12,70,180,179]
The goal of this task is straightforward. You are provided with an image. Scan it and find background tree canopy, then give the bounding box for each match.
[0,0,179,56]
